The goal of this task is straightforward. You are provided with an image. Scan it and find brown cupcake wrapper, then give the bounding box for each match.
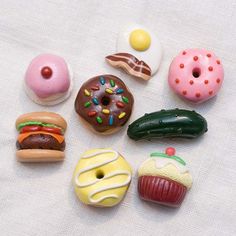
[138,175,187,207]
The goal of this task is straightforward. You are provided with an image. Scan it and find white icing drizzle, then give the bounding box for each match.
[154,157,188,173]
[141,157,188,174]
[74,149,131,205]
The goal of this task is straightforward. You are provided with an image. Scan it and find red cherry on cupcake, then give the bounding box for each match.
[165,147,176,156]
[41,66,53,79]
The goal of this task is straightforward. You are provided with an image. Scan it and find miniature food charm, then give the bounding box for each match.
[73,148,132,207]
[106,25,162,80]
[168,49,224,103]
[15,112,67,162]
[138,147,192,207]
[74,74,134,134]
[24,54,73,105]
[127,109,208,141]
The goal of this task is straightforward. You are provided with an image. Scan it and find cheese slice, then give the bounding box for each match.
[18,131,64,144]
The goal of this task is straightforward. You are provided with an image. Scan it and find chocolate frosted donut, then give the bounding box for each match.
[74,75,134,134]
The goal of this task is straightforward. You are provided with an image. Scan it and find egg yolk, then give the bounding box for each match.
[129,29,151,51]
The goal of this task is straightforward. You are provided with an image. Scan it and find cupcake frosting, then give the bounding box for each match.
[138,152,192,189]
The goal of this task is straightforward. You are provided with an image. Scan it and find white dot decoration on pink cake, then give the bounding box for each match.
[168,49,224,103]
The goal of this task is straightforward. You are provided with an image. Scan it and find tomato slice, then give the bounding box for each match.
[20,125,41,133]
[41,126,62,135]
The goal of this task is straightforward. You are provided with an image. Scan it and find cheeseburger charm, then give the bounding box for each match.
[15,112,67,162]
[138,147,192,207]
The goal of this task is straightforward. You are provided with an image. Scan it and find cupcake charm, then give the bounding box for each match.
[138,147,193,207]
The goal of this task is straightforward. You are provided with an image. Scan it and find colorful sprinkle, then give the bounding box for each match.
[109,115,114,126]
[204,80,209,84]
[99,76,105,85]
[180,63,184,68]
[116,101,125,108]
[189,80,194,85]
[193,56,198,61]
[118,112,126,119]
[182,51,186,55]
[92,98,99,105]
[105,88,113,94]
[84,89,90,96]
[96,116,103,124]
[91,85,100,91]
[208,66,213,71]
[182,90,187,95]
[209,91,213,95]
[102,109,110,114]
[216,60,221,65]
[122,96,129,104]
[110,80,115,87]
[88,111,97,117]
[195,93,201,98]
[116,88,124,94]
[175,78,180,84]
[216,78,221,83]
[84,101,91,108]
[207,53,211,57]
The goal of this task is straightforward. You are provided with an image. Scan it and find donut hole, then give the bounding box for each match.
[192,68,201,78]
[101,96,111,106]
[95,170,105,179]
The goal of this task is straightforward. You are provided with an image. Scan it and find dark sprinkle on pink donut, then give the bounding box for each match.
[180,63,184,68]
[193,56,198,61]
[217,60,221,65]
[182,51,186,55]
[175,78,180,84]
[189,80,194,85]
[182,90,187,95]
[209,91,213,95]
[195,93,201,98]
[204,80,209,84]
[208,66,213,71]
[217,78,221,83]
[207,53,211,57]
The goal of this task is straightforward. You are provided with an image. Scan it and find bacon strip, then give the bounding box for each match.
[106,53,152,80]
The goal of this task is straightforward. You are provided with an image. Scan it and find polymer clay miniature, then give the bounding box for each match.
[74,74,134,134]
[168,49,224,103]
[15,112,67,162]
[106,25,162,80]
[138,147,192,207]
[24,54,73,105]
[73,148,132,207]
[127,109,207,141]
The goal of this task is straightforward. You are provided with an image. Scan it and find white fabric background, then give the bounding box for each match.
[0,0,236,235]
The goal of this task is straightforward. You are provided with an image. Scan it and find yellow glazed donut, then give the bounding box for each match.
[73,148,132,207]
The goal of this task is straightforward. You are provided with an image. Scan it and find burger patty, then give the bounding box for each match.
[16,134,65,151]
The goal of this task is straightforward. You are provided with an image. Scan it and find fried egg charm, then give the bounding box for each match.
[106,25,162,80]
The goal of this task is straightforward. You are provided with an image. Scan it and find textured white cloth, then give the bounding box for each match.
[0,0,236,235]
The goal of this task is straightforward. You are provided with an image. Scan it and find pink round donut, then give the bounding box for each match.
[168,49,224,103]
[25,54,73,105]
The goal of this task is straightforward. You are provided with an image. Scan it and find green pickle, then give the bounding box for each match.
[127,109,208,141]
